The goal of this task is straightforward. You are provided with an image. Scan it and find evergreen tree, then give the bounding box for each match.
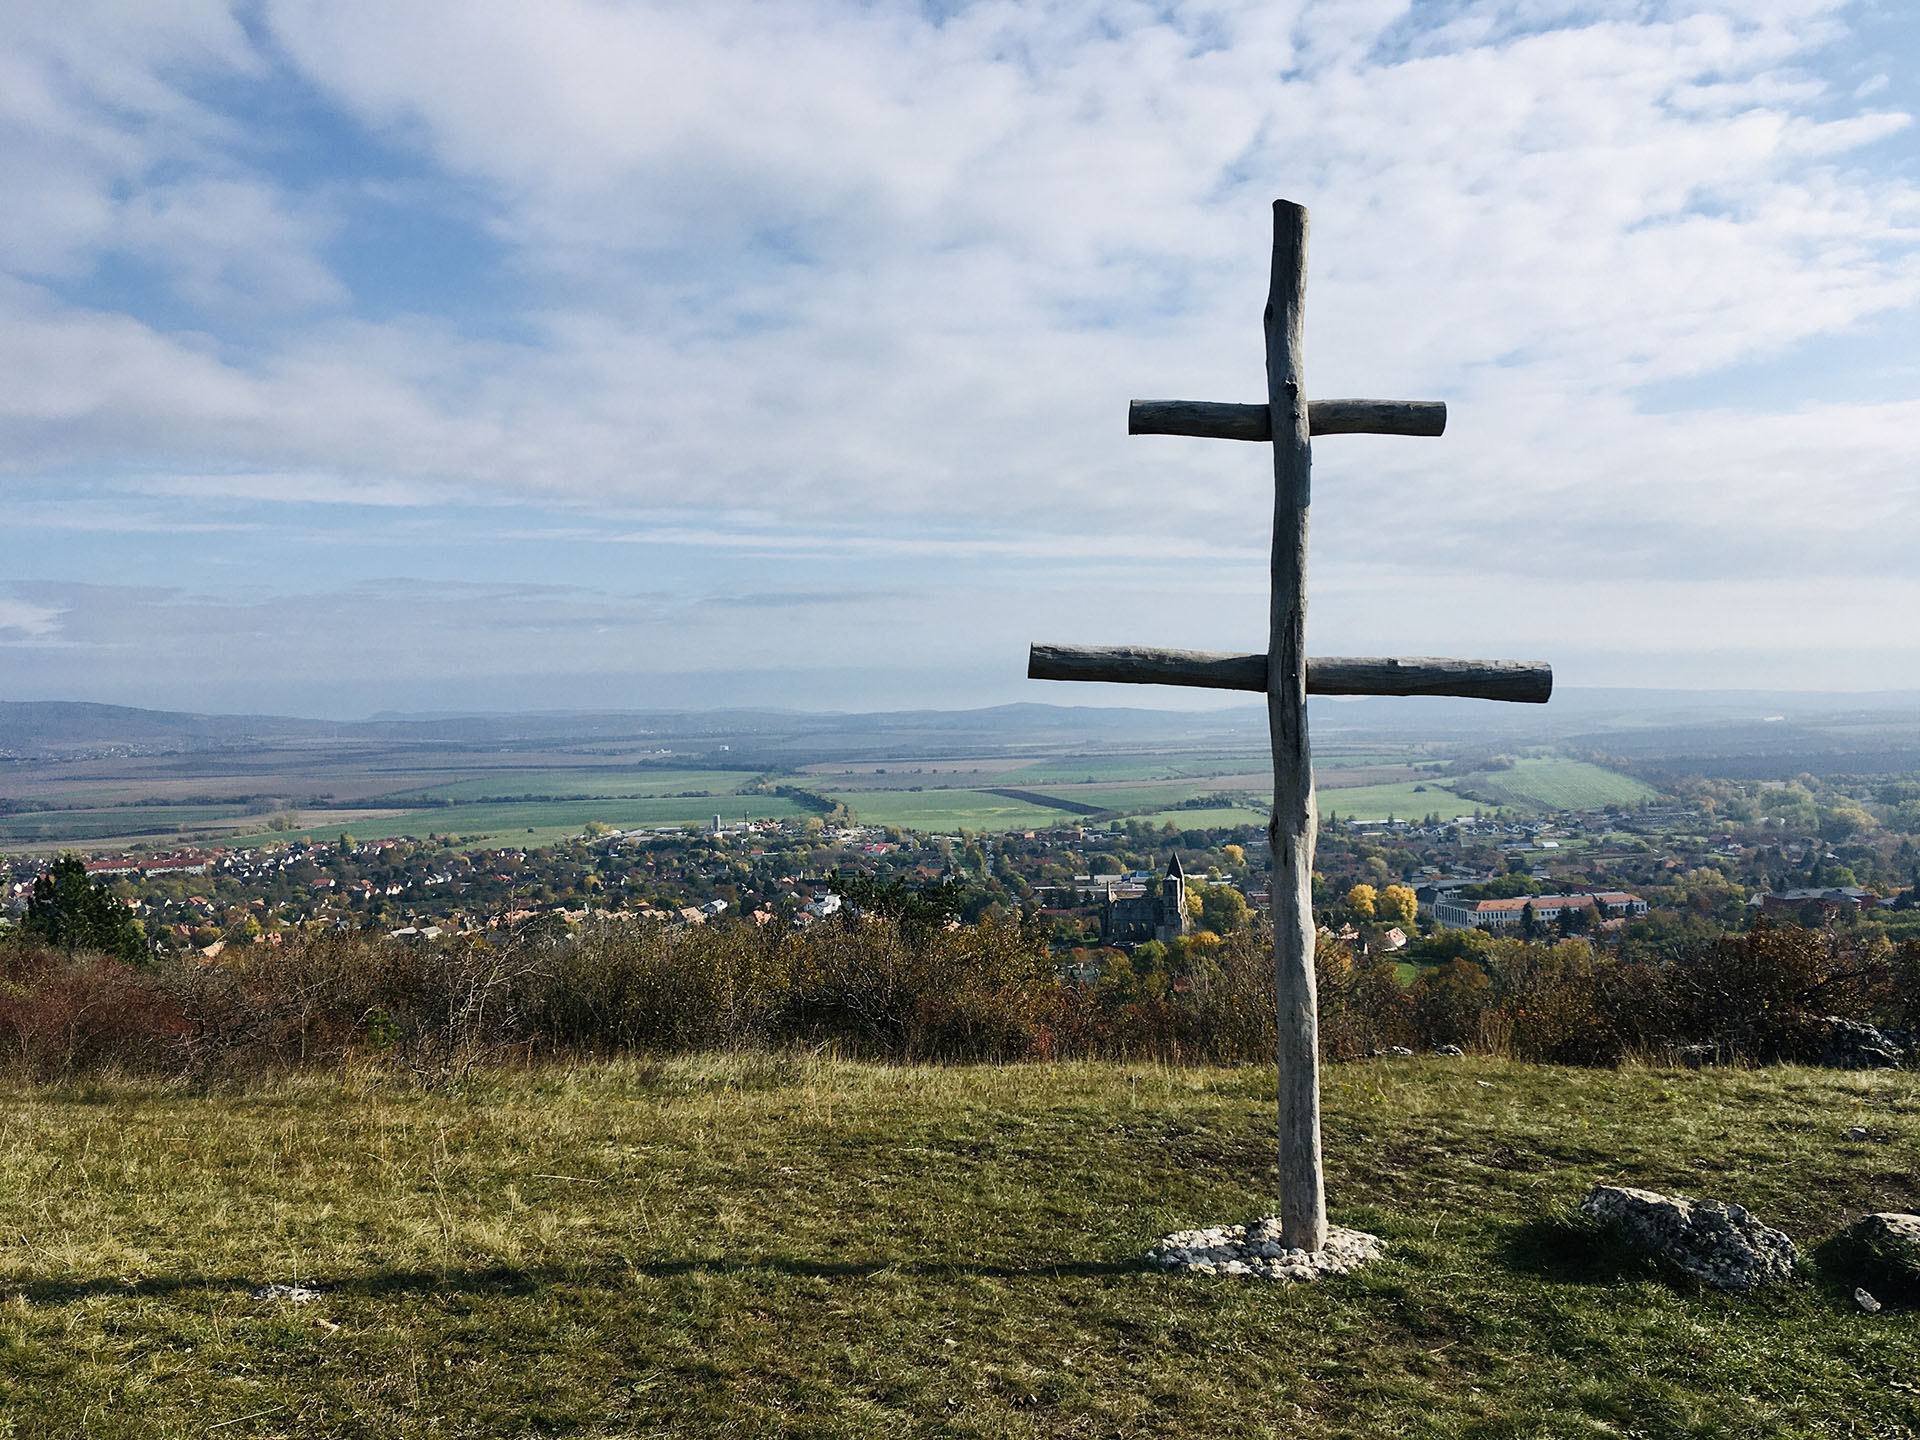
[23,854,147,963]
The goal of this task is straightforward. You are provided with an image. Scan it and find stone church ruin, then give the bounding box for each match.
[1099,853,1193,946]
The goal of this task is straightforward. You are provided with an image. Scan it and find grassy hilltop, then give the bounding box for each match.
[0,1056,1913,1438]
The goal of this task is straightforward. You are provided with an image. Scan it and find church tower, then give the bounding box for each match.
[1153,852,1193,944]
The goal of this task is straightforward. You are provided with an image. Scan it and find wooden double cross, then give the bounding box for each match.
[1028,199,1552,1252]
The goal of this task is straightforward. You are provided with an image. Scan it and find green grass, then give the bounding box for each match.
[1124,806,1269,831]
[1458,759,1662,812]
[231,795,813,848]
[825,790,1071,831]
[1317,780,1469,822]
[986,758,1191,784]
[0,1056,1912,1437]
[0,773,799,853]
[1314,760,1658,822]
[1024,781,1240,814]
[1131,775,1478,829]
[987,754,1261,784]
[376,769,766,803]
[988,750,1411,786]
[0,804,256,845]
[1312,750,1435,770]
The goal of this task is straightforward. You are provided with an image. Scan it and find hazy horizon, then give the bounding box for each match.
[12,682,1920,730]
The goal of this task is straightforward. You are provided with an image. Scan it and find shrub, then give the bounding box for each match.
[1410,957,1492,1050]
[0,944,187,1076]
[0,914,1913,1078]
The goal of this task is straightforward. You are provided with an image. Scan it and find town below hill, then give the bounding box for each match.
[7,695,1920,971]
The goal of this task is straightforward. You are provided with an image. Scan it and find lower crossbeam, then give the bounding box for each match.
[1028,642,1552,703]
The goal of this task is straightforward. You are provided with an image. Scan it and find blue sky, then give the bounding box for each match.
[2,0,1917,718]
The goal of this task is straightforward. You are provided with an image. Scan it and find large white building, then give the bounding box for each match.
[1432,891,1646,932]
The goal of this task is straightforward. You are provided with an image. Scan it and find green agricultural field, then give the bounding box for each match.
[984,757,1187,784]
[1315,779,1469,822]
[377,769,766,803]
[0,803,256,847]
[0,1057,1911,1437]
[827,789,1070,831]
[1306,747,1434,771]
[1121,806,1268,832]
[1023,781,1244,815]
[989,753,1265,785]
[989,750,1414,788]
[1458,758,1661,812]
[232,794,814,848]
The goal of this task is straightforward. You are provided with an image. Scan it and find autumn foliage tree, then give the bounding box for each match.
[1345,883,1377,922]
[1185,882,1253,934]
[1379,884,1418,927]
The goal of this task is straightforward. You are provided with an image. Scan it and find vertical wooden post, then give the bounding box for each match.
[1264,199,1326,1252]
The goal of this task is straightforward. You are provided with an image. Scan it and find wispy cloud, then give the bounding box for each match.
[0,595,65,641]
[0,1,1916,710]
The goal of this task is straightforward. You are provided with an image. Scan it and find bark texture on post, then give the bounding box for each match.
[1028,642,1268,691]
[1265,199,1327,1253]
[1127,398,1447,441]
[1027,644,1553,703]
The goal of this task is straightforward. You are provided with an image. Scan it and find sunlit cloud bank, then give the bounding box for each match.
[1,0,1916,712]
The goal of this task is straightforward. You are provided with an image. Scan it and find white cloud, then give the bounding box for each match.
[0,595,65,641]
[0,1,264,276]
[1,0,1918,707]
[116,178,346,314]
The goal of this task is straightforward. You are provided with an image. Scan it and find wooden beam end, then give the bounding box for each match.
[1307,657,1552,704]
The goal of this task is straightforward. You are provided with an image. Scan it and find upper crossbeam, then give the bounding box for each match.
[1129,398,1446,441]
[1028,642,1552,704]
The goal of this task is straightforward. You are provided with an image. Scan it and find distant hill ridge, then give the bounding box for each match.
[7,691,1920,773]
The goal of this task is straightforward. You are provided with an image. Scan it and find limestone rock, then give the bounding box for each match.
[1676,1021,1912,1070]
[1674,1042,1724,1068]
[1847,1212,1920,1282]
[1856,1287,1883,1314]
[1580,1184,1797,1290]
[1145,1219,1382,1282]
[1851,1212,1920,1251]
[1817,1017,1906,1070]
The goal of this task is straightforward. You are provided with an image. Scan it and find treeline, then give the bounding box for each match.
[735,778,843,818]
[0,914,1913,1082]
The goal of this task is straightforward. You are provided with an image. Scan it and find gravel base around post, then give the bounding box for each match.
[1144,1220,1383,1281]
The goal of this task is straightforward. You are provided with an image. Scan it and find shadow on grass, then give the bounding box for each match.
[20,1265,557,1305]
[1810,1233,1919,1311]
[1506,1213,1917,1311]
[18,1255,1151,1306]
[1501,1212,1668,1287]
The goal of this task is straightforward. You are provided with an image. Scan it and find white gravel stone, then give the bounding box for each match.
[252,1283,320,1304]
[1144,1220,1383,1282]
